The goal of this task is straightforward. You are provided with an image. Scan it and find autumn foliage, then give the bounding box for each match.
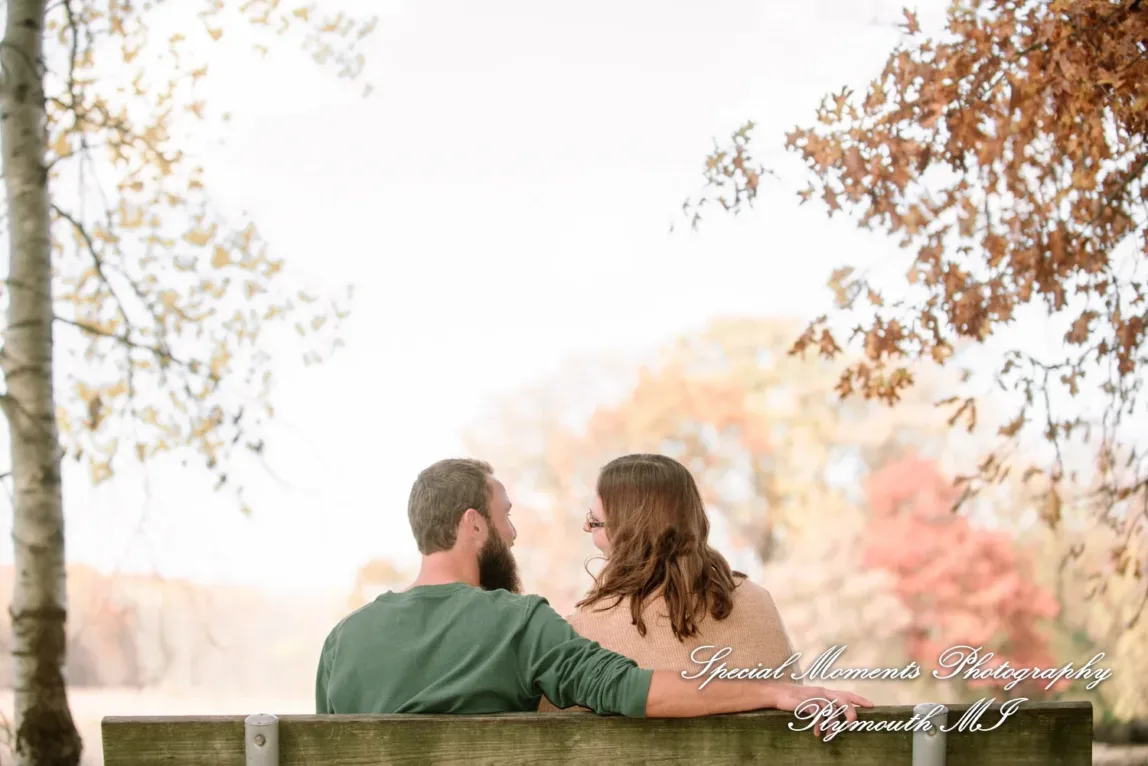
[786,0,1147,409]
[41,0,374,504]
[862,453,1062,695]
[465,318,959,643]
[696,0,1148,614]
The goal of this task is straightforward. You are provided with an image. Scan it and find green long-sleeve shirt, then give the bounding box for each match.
[315,583,652,717]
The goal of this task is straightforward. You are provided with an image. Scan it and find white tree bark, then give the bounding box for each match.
[1,0,82,762]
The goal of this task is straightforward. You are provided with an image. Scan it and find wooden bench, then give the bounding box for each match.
[102,700,1093,765]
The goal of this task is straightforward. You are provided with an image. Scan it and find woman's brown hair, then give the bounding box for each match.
[576,453,745,641]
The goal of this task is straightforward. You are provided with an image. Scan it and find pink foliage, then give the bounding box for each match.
[862,453,1063,695]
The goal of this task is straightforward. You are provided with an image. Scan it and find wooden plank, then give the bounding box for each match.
[102,700,1092,766]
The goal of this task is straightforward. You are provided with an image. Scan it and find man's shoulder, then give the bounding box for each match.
[372,585,557,618]
[327,587,559,639]
[320,599,376,650]
[480,589,574,633]
[482,588,554,614]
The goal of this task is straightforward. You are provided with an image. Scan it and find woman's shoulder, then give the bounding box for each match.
[730,575,784,612]
[565,597,625,627]
[566,576,781,625]
[732,573,771,595]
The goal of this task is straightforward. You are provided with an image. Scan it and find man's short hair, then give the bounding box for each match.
[408,458,494,555]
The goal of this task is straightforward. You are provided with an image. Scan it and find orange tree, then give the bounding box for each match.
[464,316,957,621]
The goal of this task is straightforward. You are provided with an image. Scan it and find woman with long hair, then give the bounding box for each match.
[540,453,800,711]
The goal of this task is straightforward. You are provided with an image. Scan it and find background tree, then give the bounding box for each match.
[692,1,1148,623]
[1037,514,1148,724]
[862,452,1062,699]
[465,316,955,656]
[467,315,1106,707]
[0,1,375,762]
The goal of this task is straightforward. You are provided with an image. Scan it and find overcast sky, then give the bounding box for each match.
[5,0,1100,596]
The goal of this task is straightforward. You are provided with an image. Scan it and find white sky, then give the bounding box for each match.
[3,0,1108,595]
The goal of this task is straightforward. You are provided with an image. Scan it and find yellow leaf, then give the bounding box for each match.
[183,223,217,247]
[51,131,71,159]
[212,245,231,268]
[91,459,113,484]
[209,348,231,378]
[1042,488,1062,528]
[206,27,223,40]
[76,382,97,404]
[119,203,145,229]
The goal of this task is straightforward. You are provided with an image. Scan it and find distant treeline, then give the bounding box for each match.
[0,565,338,692]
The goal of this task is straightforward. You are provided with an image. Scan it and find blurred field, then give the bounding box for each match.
[0,687,314,766]
[0,566,337,765]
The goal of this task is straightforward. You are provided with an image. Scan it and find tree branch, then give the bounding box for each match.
[52,314,218,384]
[50,204,132,327]
[50,203,145,412]
[61,0,79,111]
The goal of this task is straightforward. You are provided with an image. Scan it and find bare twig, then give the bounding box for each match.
[53,314,217,385]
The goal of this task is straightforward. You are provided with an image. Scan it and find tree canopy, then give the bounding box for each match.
[1,1,376,762]
[39,0,374,505]
[692,0,1148,614]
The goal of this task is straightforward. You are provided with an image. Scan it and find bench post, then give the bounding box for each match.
[245,713,279,766]
[912,702,948,766]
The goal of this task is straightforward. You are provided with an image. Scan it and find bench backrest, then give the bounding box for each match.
[102,700,1092,765]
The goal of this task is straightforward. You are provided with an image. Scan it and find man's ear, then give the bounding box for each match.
[461,508,485,536]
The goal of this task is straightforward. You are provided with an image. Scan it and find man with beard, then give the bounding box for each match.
[314,458,870,722]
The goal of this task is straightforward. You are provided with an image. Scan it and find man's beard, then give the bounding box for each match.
[477,530,521,594]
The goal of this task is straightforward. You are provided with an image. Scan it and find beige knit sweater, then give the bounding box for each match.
[539,576,800,712]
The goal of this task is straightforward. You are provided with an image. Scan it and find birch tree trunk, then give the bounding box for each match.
[1,0,82,762]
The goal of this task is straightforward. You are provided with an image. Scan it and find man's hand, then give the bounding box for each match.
[764,683,874,737]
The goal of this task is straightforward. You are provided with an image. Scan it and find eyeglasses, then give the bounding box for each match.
[585,510,605,530]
